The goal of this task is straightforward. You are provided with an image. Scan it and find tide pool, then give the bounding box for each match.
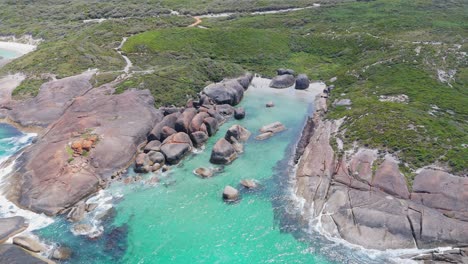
[36,80,384,263]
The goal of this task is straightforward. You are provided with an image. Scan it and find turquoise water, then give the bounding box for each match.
[0,123,31,159]
[35,83,383,263]
[0,48,20,60]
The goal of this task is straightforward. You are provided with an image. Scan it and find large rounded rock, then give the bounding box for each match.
[160,132,192,164]
[234,107,245,120]
[160,126,177,141]
[295,74,310,90]
[270,74,295,88]
[237,72,254,90]
[223,186,239,201]
[160,144,191,165]
[52,247,72,260]
[190,131,208,147]
[148,112,180,141]
[203,79,244,106]
[147,151,165,164]
[191,112,210,132]
[143,140,161,153]
[0,217,28,244]
[210,138,237,164]
[203,117,218,136]
[225,125,251,144]
[175,108,197,133]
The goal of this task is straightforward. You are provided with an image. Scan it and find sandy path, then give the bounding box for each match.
[188,16,202,27]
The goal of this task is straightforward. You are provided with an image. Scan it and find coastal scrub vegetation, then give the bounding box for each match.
[1,0,466,175]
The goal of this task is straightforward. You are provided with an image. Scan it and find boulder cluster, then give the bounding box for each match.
[210,124,251,164]
[269,68,310,89]
[134,73,253,173]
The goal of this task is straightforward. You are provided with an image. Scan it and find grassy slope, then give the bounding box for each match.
[0,0,466,175]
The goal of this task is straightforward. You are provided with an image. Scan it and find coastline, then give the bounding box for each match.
[0,41,36,57]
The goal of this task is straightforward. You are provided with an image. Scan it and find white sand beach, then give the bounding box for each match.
[0,41,36,56]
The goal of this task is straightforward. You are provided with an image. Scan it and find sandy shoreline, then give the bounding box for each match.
[0,41,36,56]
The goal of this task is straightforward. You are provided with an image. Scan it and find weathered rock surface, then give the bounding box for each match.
[52,247,72,260]
[203,79,244,106]
[7,83,162,215]
[295,74,310,90]
[7,72,95,127]
[210,138,237,164]
[143,140,161,153]
[0,244,49,264]
[412,168,468,222]
[13,236,45,253]
[190,131,208,147]
[160,132,192,165]
[0,216,28,243]
[148,112,179,141]
[222,186,239,201]
[295,99,468,251]
[269,74,295,88]
[225,125,251,144]
[175,108,197,133]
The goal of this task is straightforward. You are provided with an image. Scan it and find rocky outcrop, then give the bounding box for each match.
[0,216,28,243]
[0,244,50,264]
[294,92,468,252]
[7,71,95,127]
[3,72,253,217]
[269,74,295,88]
[5,82,161,215]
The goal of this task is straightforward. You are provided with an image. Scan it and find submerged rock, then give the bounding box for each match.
[210,138,237,164]
[193,167,213,178]
[240,179,258,189]
[266,101,275,108]
[222,186,239,201]
[295,74,310,90]
[270,74,295,88]
[52,246,72,260]
[0,216,28,244]
[260,122,286,134]
[255,132,273,141]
